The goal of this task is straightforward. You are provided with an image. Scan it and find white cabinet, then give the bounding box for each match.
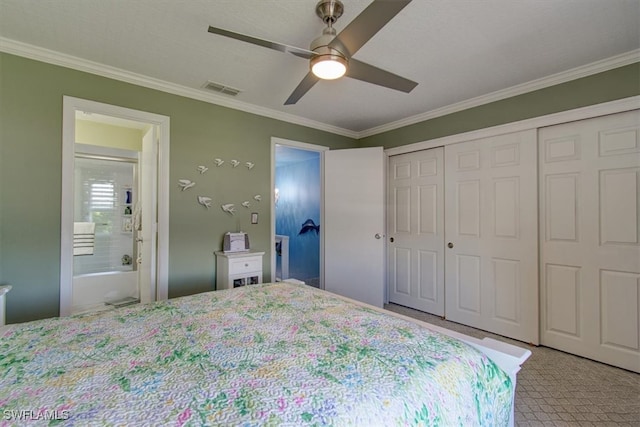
[215,251,264,290]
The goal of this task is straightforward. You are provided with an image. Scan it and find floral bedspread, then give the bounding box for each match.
[1,282,512,426]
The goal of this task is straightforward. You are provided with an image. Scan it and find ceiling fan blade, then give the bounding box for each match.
[346,58,417,93]
[284,72,320,105]
[330,0,411,56]
[208,26,315,59]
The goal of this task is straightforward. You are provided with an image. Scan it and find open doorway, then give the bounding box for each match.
[271,138,327,288]
[61,97,170,316]
[71,115,148,313]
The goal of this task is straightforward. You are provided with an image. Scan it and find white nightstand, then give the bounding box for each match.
[215,251,265,290]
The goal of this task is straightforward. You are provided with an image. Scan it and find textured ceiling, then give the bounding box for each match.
[1,0,638,135]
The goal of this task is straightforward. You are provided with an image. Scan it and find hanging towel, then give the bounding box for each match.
[133,204,142,231]
[73,222,96,256]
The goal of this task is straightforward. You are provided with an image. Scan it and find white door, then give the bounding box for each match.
[324,147,385,307]
[387,148,445,315]
[138,126,158,304]
[539,109,640,373]
[444,130,539,344]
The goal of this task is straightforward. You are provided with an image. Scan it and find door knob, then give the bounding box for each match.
[375,233,382,239]
[390,237,394,243]
[447,242,454,249]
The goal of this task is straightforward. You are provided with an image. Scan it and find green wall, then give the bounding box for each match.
[1,52,638,324]
[359,63,640,148]
[0,53,357,323]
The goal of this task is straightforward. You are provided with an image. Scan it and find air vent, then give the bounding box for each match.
[203,81,242,96]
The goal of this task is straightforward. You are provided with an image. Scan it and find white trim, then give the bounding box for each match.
[385,96,640,156]
[0,286,11,327]
[0,38,357,139]
[60,96,170,316]
[361,50,640,138]
[272,137,331,153]
[270,137,328,288]
[2,37,637,139]
[156,121,170,301]
[382,150,389,305]
[60,101,76,316]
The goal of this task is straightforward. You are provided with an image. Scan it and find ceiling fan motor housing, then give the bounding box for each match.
[311,27,348,59]
[311,0,349,75]
[315,0,344,24]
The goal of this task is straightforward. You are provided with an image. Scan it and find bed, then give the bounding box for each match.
[0,281,529,426]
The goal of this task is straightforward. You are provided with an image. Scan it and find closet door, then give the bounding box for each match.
[539,109,640,373]
[444,130,538,344]
[387,148,445,315]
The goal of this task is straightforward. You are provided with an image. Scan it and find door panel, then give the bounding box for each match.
[138,127,157,304]
[324,147,385,308]
[388,148,445,315]
[445,130,539,344]
[540,109,640,372]
[457,254,481,313]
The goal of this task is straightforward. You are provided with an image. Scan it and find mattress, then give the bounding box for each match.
[1,282,513,425]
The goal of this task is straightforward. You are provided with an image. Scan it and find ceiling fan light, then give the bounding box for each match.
[311,55,347,80]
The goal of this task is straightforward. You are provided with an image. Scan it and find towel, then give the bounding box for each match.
[73,222,96,256]
[133,204,142,231]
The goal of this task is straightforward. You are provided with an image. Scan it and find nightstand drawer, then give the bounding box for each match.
[229,257,261,275]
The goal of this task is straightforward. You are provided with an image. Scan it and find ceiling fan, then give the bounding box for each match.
[207,0,418,105]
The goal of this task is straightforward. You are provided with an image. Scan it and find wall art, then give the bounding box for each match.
[221,203,236,215]
[178,179,195,191]
[197,196,212,209]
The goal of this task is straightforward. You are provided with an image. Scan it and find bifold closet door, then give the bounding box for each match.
[539,109,640,373]
[387,148,445,316]
[444,130,539,344]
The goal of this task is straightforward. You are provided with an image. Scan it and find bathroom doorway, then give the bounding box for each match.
[271,138,327,288]
[71,118,146,314]
[61,97,170,316]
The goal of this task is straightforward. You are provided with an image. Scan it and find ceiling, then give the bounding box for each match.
[1,0,638,137]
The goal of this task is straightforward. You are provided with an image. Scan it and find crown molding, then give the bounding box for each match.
[0,37,359,139]
[384,95,640,156]
[1,37,637,140]
[358,49,640,139]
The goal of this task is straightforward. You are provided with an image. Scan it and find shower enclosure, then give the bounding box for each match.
[72,153,140,312]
